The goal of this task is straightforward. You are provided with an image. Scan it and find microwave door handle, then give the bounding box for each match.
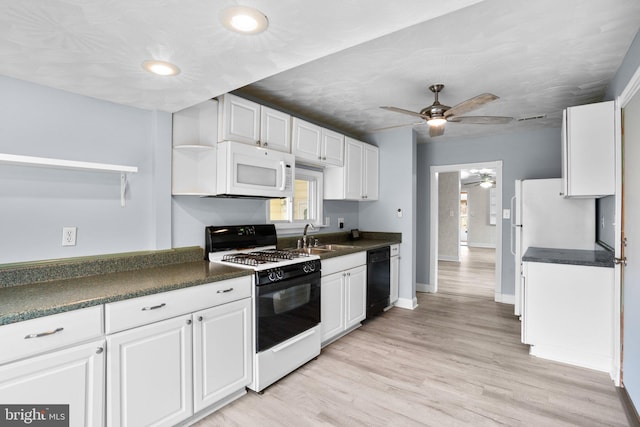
[279,161,286,191]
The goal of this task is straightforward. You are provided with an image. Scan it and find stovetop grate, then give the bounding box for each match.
[221,249,309,266]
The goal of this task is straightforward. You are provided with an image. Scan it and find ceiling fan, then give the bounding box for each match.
[464,169,496,188]
[381,84,513,137]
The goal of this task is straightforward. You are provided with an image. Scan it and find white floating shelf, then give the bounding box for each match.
[0,153,138,207]
[0,153,138,173]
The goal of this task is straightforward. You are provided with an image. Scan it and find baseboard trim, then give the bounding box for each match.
[467,242,497,249]
[416,282,433,293]
[495,293,515,304]
[618,385,640,427]
[438,255,460,262]
[395,297,418,310]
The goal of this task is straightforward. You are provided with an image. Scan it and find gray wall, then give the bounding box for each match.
[361,127,417,304]
[416,127,562,296]
[0,75,164,264]
[438,172,460,260]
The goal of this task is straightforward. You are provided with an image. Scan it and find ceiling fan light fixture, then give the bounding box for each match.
[142,60,180,76]
[221,6,269,34]
[427,117,447,126]
[480,181,493,188]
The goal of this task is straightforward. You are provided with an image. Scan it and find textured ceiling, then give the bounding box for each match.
[237,0,640,142]
[0,0,480,112]
[2,0,639,143]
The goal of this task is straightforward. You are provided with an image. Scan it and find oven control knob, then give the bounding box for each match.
[268,271,278,281]
[276,269,284,280]
[303,262,316,273]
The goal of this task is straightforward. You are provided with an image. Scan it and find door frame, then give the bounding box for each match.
[428,161,503,301]
[613,64,640,386]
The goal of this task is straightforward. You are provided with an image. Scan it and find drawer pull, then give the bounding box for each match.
[141,303,166,311]
[24,327,64,339]
[96,347,104,354]
[216,288,234,294]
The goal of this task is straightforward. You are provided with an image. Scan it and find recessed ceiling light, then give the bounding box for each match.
[142,60,180,76]
[221,6,269,34]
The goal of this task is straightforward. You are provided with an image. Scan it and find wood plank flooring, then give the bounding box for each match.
[438,246,496,298]
[194,249,628,426]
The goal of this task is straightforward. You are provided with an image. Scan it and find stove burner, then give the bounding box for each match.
[221,249,309,266]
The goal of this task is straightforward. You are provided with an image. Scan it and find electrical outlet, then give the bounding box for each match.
[338,218,344,229]
[62,227,77,246]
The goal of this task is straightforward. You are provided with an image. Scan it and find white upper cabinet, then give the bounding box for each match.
[218,94,261,145]
[292,118,344,166]
[562,100,615,198]
[218,93,291,152]
[260,106,291,152]
[324,137,378,201]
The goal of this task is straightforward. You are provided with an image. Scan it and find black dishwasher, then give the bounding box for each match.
[366,246,390,319]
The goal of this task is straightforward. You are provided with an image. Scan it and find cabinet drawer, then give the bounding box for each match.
[105,276,252,334]
[0,305,103,365]
[321,252,366,276]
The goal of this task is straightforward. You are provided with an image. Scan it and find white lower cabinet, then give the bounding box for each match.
[107,315,194,427]
[0,339,105,427]
[522,261,614,372]
[321,252,367,346]
[389,244,400,305]
[193,298,251,412]
[106,277,253,427]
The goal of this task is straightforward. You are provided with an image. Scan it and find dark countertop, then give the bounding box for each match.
[522,247,615,268]
[0,233,401,326]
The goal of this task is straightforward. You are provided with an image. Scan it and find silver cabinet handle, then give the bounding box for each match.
[96,347,104,354]
[263,142,268,147]
[198,316,204,322]
[256,141,261,146]
[216,288,234,294]
[24,327,64,339]
[142,303,166,311]
[186,319,192,325]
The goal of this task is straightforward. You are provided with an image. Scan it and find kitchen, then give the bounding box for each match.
[1,0,640,425]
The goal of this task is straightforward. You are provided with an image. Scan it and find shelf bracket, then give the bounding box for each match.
[121,172,127,208]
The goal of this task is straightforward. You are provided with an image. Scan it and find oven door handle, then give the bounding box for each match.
[271,328,316,353]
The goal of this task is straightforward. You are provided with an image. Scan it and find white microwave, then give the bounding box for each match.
[217,141,294,198]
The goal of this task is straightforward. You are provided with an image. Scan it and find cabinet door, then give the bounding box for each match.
[292,118,322,163]
[321,129,344,166]
[260,106,291,152]
[193,298,252,412]
[390,255,399,304]
[219,94,260,144]
[0,339,105,427]
[363,144,379,200]
[107,315,193,427]
[344,138,364,200]
[321,271,346,344]
[563,101,615,197]
[345,265,367,329]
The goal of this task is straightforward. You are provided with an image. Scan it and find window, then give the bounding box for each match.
[268,168,324,230]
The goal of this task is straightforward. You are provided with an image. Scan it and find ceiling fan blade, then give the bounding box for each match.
[367,121,424,132]
[429,124,445,137]
[444,93,499,118]
[381,106,429,119]
[447,115,513,124]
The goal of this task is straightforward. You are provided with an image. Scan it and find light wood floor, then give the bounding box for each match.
[438,246,496,299]
[194,250,629,426]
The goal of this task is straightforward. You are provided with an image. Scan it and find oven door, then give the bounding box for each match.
[256,271,320,352]
[218,141,294,198]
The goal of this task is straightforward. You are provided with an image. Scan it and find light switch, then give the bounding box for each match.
[502,209,511,219]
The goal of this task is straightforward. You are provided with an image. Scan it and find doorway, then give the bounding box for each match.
[428,161,503,301]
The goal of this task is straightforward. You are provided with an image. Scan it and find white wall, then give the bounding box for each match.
[0,76,161,264]
[361,127,417,308]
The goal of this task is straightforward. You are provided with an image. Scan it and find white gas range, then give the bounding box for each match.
[205,225,321,393]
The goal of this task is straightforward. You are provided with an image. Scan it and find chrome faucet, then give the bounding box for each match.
[303,223,315,248]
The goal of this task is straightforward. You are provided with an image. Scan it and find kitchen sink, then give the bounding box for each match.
[287,244,358,255]
[314,244,358,250]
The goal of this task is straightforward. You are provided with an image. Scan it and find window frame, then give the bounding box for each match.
[267,167,324,233]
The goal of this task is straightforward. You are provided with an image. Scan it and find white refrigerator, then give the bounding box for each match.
[512,178,595,317]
